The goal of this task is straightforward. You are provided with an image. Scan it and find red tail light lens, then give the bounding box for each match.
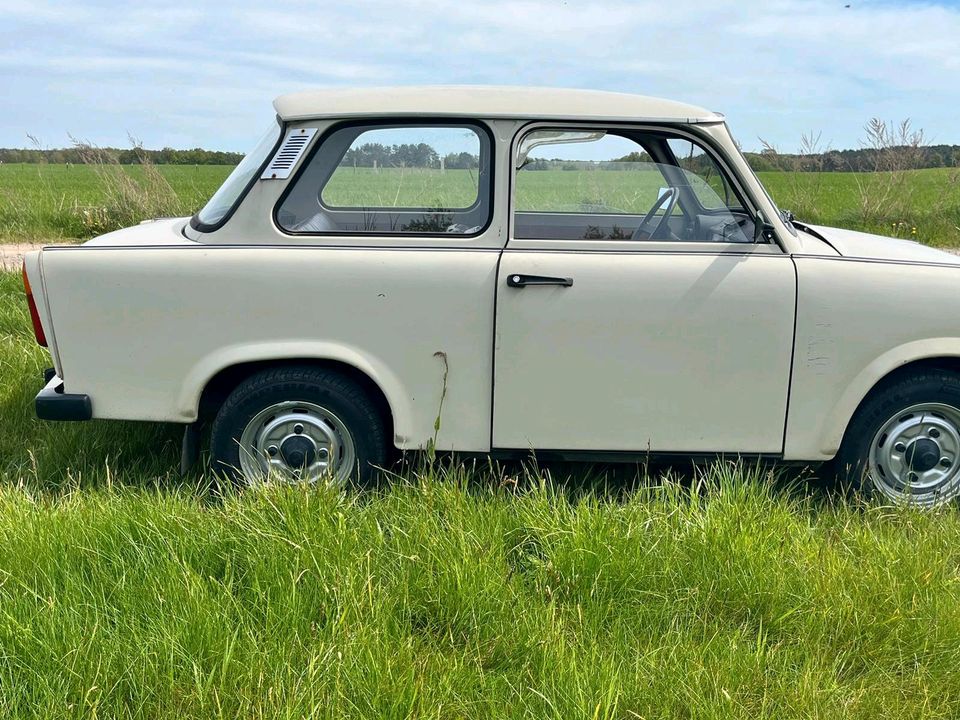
[21,264,48,347]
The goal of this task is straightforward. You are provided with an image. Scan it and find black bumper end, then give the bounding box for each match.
[36,372,92,421]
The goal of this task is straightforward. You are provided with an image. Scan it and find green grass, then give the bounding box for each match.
[758,168,960,246]
[0,164,229,241]
[2,162,959,246]
[2,270,960,717]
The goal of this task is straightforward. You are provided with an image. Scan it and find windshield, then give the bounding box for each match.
[726,131,798,236]
[192,120,282,230]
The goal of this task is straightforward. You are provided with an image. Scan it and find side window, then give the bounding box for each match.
[667,138,733,210]
[277,124,491,235]
[513,128,754,243]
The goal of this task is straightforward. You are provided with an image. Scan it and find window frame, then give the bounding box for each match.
[665,137,739,214]
[508,121,771,249]
[190,116,285,234]
[273,117,496,239]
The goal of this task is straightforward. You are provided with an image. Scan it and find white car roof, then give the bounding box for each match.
[273,86,723,124]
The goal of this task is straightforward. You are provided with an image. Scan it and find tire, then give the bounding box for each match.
[834,369,960,507]
[210,366,387,487]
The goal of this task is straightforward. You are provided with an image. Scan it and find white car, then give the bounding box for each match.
[21,86,960,505]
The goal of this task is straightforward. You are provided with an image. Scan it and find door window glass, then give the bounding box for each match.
[514,129,754,242]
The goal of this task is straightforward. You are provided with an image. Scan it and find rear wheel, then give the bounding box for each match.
[835,370,960,507]
[210,366,387,487]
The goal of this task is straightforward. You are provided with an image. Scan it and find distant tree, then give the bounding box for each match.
[443,151,479,169]
[522,158,551,171]
[612,150,652,163]
[0,145,244,165]
[393,143,438,168]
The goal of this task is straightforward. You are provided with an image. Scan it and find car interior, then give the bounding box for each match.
[512,129,757,243]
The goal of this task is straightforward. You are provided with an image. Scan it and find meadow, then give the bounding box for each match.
[3,270,960,717]
[1,162,959,246]
[0,163,227,241]
[2,156,960,716]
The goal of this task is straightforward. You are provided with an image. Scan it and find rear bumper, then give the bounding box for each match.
[35,371,92,421]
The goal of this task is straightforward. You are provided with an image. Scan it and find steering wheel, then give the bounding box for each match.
[632,187,678,240]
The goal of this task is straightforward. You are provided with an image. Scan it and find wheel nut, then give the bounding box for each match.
[908,472,919,482]
[942,457,953,469]
[930,428,941,439]
[267,445,279,457]
[294,424,304,435]
[894,442,907,453]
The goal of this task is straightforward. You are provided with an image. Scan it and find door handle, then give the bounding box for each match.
[506,274,574,288]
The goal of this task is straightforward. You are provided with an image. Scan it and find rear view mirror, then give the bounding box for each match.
[516,130,606,169]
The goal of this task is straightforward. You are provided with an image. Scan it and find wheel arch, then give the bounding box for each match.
[183,344,406,447]
[819,342,960,458]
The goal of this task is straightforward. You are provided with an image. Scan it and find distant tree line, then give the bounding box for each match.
[745,145,960,172]
[0,147,244,165]
[525,145,960,173]
[339,143,479,169]
[4,141,959,172]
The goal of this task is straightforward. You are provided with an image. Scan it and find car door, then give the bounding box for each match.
[492,125,797,453]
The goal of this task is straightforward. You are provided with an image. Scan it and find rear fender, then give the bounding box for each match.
[180,341,411,442]
[22,251,63,376]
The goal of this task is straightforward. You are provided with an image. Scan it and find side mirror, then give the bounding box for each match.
[754,211,775,243]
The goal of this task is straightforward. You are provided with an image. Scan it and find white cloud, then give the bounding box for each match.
[1,0,959,150]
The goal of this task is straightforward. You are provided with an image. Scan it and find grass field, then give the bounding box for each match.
[759,168,960,246]
[0,164,227,241]
[3,269,960,718]
[2,162,959,246]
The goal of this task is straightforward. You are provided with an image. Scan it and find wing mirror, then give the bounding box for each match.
[754,210,776,243]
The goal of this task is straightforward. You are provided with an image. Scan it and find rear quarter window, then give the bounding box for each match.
[276,122,493,236]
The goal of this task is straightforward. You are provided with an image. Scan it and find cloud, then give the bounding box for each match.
[1,0,959,150]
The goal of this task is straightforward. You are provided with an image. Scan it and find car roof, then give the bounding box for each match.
[273,86,723,124]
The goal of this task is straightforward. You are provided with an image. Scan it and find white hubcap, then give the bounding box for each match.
[868,402,960,506]
[237,401,356,485]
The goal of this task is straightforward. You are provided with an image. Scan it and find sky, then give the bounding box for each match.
[2,0,959,154]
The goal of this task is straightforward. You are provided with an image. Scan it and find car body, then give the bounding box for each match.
[22,86,960,504]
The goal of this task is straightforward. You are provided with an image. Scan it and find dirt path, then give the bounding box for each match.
[1,242,959,271]
[0,243,51,270]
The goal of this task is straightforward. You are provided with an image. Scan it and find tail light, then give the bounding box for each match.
[21,264,47,347]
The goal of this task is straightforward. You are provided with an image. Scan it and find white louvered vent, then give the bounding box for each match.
[261,127,318,179]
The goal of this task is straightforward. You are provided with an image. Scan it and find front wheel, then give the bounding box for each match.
[835,370,960,507]
[210,366,388,487]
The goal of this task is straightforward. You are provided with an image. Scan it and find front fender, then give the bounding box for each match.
[814,339,960,458]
